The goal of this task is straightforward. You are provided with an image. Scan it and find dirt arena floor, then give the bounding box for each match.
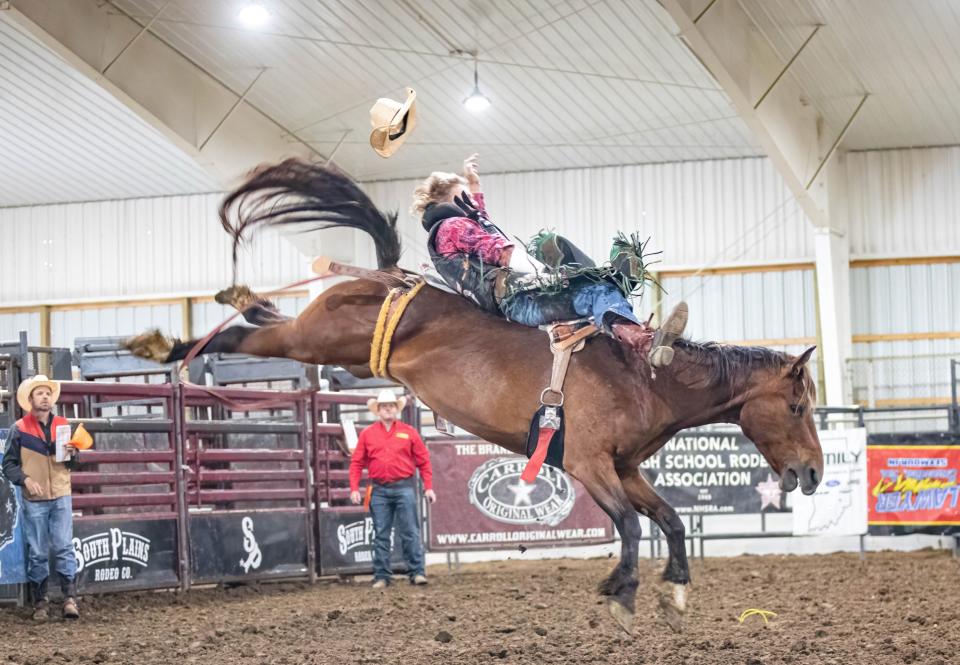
[1,550,958,665]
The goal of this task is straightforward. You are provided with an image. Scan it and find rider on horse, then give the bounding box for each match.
[413,154,689,367]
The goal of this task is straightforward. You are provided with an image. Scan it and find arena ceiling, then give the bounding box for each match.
[1,0,958,207]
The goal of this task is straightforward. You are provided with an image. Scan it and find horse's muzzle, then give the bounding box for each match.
[779,464,820,495]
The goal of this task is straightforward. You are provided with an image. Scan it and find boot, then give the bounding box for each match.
[609,302,689,369]
[62,597,79,620]
[61,577,79,620]
[648,302,688,368]
[29,579,49,622]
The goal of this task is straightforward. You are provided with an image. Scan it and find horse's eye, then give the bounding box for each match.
[789,403,805,416]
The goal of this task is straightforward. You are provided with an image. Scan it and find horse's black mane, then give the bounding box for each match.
[674,339,791,388]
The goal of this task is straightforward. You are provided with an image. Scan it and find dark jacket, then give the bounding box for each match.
[2,414,79,501]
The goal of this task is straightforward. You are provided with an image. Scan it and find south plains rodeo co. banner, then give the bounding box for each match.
[639,429,790,515]
[867,445,960,532]
[317,509,406,575]
[427,440,613,551]
[73,516,179,592]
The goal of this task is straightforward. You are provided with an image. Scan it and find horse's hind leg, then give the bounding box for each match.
[620,469,689,633]
[215,284,290,326]
[124,322,300,364]
[565,455,641,635]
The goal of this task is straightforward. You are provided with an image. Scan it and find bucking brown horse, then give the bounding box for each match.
[125,159,824,634]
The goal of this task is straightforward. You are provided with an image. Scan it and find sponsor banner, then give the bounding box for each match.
[427,440,613,551]
[639,429,789,515]
[0,428,26,585]
[74,517,179,592]
[868,445,960,529]
[793,429,868,536]
[317,510,405,575]
[190,510,309,583]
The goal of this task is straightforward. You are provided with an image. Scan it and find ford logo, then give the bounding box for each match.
[467,458,576,527]
[825,479,840,488]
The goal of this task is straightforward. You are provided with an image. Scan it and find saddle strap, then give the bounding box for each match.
[541,322,601,406]
[543,346,573,405]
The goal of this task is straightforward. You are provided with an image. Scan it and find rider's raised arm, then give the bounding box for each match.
[463,153,482,195]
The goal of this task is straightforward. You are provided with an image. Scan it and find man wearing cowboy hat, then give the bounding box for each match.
[349,389,435,588]
[2,375,81,620]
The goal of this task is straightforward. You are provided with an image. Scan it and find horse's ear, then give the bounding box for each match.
[789,346,816,375]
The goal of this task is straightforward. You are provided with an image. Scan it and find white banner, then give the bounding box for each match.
[792,428,868,536]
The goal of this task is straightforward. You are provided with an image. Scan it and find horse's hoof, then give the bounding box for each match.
[122,329,174,364]
[607,599,634,635]
[657,583,687,633]
[215,284,255,309]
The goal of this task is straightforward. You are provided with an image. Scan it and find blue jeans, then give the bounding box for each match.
[501,281,639,329]
[369,481,424,582]
[23,495,77,586]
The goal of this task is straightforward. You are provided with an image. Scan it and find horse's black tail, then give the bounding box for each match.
[219,158,401,275]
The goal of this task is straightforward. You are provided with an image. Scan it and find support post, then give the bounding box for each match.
[814,226,853,405]
[171,381,191,592]
[950,359,959,434]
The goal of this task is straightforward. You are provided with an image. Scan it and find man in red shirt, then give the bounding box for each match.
[350,390,436,588]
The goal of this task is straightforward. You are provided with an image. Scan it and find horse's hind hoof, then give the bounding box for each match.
[607,599,634,635]
[122,329,174,364]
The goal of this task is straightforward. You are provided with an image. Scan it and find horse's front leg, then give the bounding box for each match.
[620,469,690,632]
[565,455,641,635]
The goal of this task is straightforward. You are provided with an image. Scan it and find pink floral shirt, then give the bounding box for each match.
[433,193,514,266]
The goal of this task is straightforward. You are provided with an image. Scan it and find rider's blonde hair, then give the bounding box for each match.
[410,171,467,217]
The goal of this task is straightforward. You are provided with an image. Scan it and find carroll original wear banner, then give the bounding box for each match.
[639,429,789,515]
[868,446,960,527]
[427,440,613,551]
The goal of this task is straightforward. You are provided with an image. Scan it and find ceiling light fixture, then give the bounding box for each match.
[238,3,270,28]
[462,57,491,113]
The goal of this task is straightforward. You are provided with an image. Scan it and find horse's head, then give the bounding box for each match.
[738,346,823,495]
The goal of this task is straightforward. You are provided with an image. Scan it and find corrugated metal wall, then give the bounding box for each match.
[847,147,960,258]
[0,193,307,304]
[363,156,812,272]
[657,267,819,381]
[0,310,41,344]
[659,268,816,344]
[2,148,959,407]
[0,294,310,356]
[848,260,960,406]
[11,149,958,305]
[50,303,183,349]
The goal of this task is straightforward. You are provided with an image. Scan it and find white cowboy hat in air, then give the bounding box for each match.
[369,87,417,158]
[367,389,408,415]
[16,374,61,413]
